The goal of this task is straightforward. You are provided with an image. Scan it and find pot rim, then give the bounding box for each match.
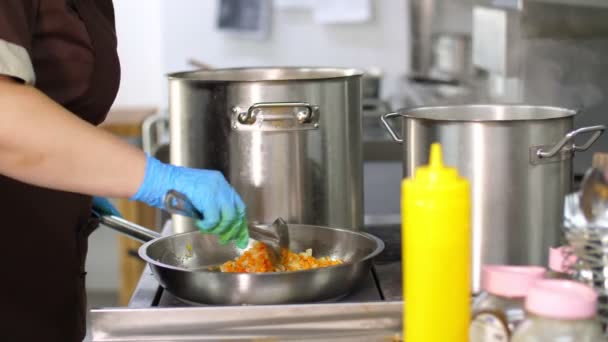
[395,104,578,122]
[167,66,364,83]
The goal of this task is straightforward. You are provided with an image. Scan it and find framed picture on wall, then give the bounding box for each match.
[216,0,272,40]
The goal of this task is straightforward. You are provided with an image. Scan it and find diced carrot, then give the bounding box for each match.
[218,241,343,273]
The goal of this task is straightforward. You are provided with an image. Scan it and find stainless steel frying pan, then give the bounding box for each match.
[96,214,385,305]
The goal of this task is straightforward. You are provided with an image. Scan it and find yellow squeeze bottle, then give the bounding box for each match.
[402,143,471,342]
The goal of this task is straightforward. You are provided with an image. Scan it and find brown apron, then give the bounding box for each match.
[0,1,120,341]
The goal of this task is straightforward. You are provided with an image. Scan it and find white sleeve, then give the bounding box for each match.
[0,38,35,85]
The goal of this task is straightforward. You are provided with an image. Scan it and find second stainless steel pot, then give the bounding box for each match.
[149,67,364,234]
[382,104,605,292]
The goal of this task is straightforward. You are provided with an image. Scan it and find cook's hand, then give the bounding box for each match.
[130,155,249,248]
[92,196,122,217]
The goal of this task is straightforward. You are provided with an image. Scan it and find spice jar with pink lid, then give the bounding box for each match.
[470,265,546,341]
[512,279,605,341]
[547,246,594,286]
[547,246,577,279]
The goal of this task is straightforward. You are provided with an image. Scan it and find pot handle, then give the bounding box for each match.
[537,125,606,159]
[380,112,403,143]
[233,102,319,131]
[142,112,169,155]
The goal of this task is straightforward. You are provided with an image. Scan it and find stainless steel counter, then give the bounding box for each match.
[91,264,402,341]
[90,222,403,341]
[91,301,402,341]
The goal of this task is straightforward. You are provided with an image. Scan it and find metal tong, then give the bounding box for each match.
[162,190,289,267]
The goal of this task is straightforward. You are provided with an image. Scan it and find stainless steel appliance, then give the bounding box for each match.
[149,68,364,234]
[472,0,608,174]
[91,301,402,341]
[381,104,606,292]
[409,0,473,84]
[431,32,472,82]
[408,0,608,175]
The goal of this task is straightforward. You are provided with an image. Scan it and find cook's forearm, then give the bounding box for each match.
[0,77,145,198]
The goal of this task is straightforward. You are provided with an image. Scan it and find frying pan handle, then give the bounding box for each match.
[93,211,160,242]
[94,191,201,243]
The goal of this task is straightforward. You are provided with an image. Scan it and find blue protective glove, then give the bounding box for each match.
[92,196,122,217]
[130,155,249,248]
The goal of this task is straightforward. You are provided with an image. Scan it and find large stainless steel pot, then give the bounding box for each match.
[148,68,364,234]
[381,105,606,292]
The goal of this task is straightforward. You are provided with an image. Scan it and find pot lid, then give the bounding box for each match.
[168,67,363,82]
[397,104,577,122]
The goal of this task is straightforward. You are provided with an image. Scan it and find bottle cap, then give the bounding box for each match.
[412,143,460,185]
[403,143,469,210]
[482,265,546,298]
[526,279,597,320]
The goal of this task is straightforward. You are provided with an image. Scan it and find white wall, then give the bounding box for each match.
[109,0,477,109]
[158,0,411,105]
[112,0,164,108]
[109,0,412,107]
